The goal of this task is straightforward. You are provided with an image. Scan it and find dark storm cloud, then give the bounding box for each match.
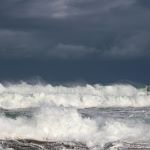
[0,0,150,59]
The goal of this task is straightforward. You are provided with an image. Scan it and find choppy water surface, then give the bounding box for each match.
[0,82,150,149]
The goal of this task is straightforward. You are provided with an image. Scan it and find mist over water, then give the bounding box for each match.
[0,82,150,149]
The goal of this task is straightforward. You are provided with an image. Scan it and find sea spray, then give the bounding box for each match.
[0,82,148,109]
[0,82,150,149]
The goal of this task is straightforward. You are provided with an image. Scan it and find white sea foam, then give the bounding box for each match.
[0,106,150,147]
[0,82,148,109]
[0,82,150,148]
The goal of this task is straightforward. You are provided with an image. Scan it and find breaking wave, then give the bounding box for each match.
[0,82,150,149]
[0,82,149,109]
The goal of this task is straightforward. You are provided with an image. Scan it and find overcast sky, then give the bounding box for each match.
[0,0,150,84]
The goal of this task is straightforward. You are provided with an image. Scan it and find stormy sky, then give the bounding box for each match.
[0,0,150,84]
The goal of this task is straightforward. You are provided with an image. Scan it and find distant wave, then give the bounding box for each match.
[0,82,149,109]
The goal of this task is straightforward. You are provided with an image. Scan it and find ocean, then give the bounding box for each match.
[0,82,150,149]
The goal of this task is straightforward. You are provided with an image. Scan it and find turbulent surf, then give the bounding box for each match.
[0,82,150,149]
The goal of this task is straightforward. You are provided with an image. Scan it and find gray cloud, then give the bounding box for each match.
[0,29,33,58]
[103,32,150,59]
[0,0,136,19]
[48,43,98,59]
[0,29,97,59]
[0,0,150,59]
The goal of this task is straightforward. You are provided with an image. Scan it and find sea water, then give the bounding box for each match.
[0,82,150,149]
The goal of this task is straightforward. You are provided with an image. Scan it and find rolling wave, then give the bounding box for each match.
[0,82,148,109]
[0,82,150,149]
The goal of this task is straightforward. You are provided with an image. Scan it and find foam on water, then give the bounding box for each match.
[0,82,148,109]
[0,106,150,147]
[0,82,150,148]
